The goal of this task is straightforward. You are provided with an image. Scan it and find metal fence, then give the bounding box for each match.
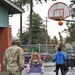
[20,44,56,54]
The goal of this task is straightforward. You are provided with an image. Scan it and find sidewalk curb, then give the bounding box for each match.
[25,65,55,67]
[44,65,55,67]
[0,72,9,75]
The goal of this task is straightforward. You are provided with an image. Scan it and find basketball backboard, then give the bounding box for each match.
[48,2,70,21]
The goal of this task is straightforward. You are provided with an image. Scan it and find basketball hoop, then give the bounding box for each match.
[48,2,70,21]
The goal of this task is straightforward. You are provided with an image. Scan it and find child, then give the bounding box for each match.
[26,52,44,75]
[54,46,67,75]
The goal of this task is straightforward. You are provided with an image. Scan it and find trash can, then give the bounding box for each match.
[68,58,75,67]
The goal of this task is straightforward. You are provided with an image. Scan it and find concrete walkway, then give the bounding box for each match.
[0,62,75,75]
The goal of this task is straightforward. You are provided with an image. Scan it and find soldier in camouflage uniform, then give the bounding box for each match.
[3,39,25,75]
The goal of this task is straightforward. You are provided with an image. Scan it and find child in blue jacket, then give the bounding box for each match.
[54,46,67,75]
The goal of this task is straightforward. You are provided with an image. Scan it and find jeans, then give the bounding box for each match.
[56,64,64,75]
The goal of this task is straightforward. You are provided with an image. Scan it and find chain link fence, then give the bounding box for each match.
[20,44,56,54]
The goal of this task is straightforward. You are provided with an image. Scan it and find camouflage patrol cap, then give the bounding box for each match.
[12,38,20,44]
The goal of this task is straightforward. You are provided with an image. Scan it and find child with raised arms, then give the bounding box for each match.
[26,52,44,75]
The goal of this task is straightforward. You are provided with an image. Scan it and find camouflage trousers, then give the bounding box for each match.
[9,72,21,75]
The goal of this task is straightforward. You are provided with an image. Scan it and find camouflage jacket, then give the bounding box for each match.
[3,45,25,73]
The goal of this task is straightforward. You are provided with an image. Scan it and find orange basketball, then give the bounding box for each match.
[58,21,63,26]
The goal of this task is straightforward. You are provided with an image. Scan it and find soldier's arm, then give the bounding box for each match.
[18,48,25,71]
[3,50,7,68]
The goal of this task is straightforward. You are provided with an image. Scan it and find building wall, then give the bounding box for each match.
[0,6,9,27]
[0,27,12,71]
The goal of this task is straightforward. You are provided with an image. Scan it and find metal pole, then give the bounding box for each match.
[20,13,22,44]
[28,0,33,44]
[46,17,48,53]
[39,43,40,54]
